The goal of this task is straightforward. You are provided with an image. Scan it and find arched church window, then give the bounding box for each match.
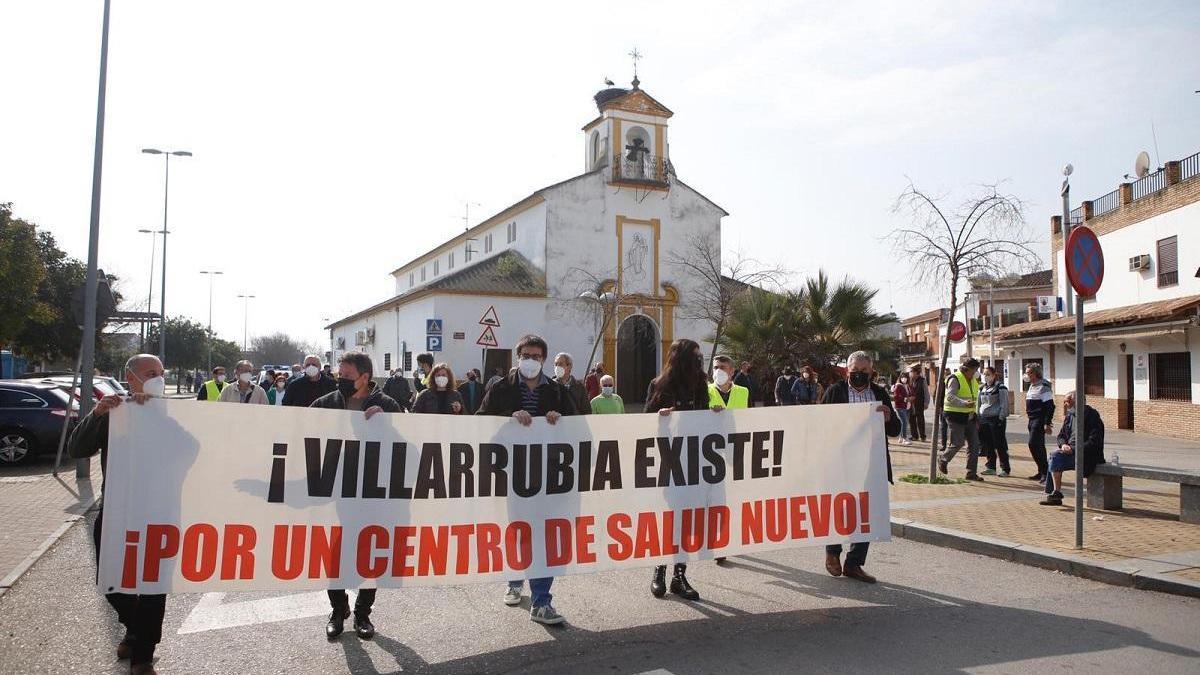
[590,131,600,169]
[623,126,651,179]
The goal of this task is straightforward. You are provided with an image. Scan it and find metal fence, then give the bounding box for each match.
[1092,188,1120,217]
[1182,151,1200,183]
[1068,206,1083,227]
[612,154,671,185]
[1131,169,1166,201]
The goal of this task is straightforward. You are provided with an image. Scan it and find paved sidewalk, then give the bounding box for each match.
[0,455,101,596]
[887,442,1200,592]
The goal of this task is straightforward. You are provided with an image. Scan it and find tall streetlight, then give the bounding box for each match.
[199,270,224,370]
[237,293,256,353]
[1061,163,1074,317]
[137,227,167,350]
[141,147,193,363]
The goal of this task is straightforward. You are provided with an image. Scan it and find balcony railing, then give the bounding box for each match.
[1132,169,1166,201]
[899,341,929,357]
[1182,151,1200,183]
[1093,188,1120,217]
[611,153,672,185]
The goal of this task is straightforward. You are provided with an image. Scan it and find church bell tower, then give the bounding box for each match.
[582,67,674,187]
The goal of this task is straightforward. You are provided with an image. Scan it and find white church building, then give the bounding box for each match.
[326,79,728,403]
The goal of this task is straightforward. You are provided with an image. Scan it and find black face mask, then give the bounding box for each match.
[849,371,871,389]
[337,377,358,400]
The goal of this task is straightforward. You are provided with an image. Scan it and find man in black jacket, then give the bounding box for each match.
[457,369,484,414]
[68,354,166,675]
[476,334,575,625]
[283,354,336,407]
[819,350,899,584]
[382,368,414,411]
[1040,391,1105,506]
[908,365,928,441]
[310,352,402,640]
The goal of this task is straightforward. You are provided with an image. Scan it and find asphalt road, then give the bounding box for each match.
[2,511,1198,675]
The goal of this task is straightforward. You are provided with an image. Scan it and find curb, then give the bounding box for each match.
[0,497,100,601]
[890,517,1200,599]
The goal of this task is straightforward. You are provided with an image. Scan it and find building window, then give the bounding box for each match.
[409,272,414,288]
[433,260,439,276]
[421,266,426,282]
[403,352,412,371]
[384,353,392,371]
[465,239,475,262]
[1156,236,1178,287]
[484,233,493,253]
[1150,352,1191,401]
[507,221,516,243]
[448,251,455,270]
[1083,355,1105,397]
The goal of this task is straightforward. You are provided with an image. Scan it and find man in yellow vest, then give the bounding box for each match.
[196,366,227,402]
[938,358,983,481]
[709,355,750,411]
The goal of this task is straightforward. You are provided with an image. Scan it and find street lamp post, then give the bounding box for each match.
[136,228,160,350]
[578,289,618,372]
[141,147,193,364]
[1062,164,1074,317]
[199,271,223,370]
[237,294,256,353]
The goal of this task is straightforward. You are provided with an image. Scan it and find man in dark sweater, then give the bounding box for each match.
[309,352,401,640]
[1040,391,1105,506]
[477,334,576,625]
[67,354,167,675]
[283,354,337,408]
[382,368,414,411]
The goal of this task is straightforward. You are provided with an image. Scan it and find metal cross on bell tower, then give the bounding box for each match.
[629,47,642,89]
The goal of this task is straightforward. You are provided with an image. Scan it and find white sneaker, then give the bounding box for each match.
[503,586,522,606]
[998,470,1010,477]
[530,604,565,625]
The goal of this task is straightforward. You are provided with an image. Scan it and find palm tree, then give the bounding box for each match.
[795,270,897,368]
[721,287,800,374]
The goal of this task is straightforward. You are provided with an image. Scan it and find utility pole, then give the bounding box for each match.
[1062,164,1074,316]
[200,271,223,370]
[141,148,193,363]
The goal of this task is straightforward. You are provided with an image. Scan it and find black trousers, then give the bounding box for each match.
[1027,417,1049,476]
[826,543,869,568]
[93,510,166,666]
[328,589,376,617]
[911,407,927,440]
[980,416,1011,472]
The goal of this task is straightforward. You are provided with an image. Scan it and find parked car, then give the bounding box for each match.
[16,372,121,401]
[0,380,78,466]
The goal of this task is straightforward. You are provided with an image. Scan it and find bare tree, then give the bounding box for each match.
[889,182,1040,480]
[666,232,787,362]
[553,265,642,373]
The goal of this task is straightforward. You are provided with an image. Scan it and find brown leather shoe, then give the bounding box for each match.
[116,639,133,660]
[131,664,158,675]
[843,565,877,584]
[825,553,843,577]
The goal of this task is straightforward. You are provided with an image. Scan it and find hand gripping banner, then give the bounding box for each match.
[98,400,890,594]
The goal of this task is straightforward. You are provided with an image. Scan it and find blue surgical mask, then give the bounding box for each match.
[601,386,614,396]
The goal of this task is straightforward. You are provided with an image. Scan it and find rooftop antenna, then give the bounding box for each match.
[1150,120,1162,169]
[460,201,481,231]
[628,47,642,89]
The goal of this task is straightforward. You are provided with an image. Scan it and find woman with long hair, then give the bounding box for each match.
[642,338,714,601]
[411,362,464,414]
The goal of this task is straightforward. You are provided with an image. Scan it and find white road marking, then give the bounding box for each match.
[633,670,677,675]
[178,591,333,634]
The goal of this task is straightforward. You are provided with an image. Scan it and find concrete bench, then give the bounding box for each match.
[1087,463,1200,524]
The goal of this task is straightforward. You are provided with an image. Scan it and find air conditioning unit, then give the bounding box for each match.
[1128,254,1151,272]
[354,330,368,346]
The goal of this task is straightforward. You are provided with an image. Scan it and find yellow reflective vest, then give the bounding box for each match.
[943,370,979,414]
[203,380,223,402]
[708,383,749,409]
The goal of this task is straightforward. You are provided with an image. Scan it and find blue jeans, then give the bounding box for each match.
[508,578,553,607]
[896,408,911,440]
[827,542,869,568]
[1045,450,1076,494]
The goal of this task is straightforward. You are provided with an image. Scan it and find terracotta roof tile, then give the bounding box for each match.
[991,294,1200,340]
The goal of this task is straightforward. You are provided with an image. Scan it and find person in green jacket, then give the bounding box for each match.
[589,375,624,414]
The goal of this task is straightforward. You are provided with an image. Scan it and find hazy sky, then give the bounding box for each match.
[3,1,1198,351]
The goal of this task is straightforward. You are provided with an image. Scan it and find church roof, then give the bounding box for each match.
[327,251,545,329]
[595,88,674,118]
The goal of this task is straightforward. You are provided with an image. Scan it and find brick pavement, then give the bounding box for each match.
[0,456,101,591]
[887,447,1200,581]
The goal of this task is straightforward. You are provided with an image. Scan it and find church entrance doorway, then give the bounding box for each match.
[617,314,658,404]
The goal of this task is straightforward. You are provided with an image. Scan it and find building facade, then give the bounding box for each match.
[987,151,1200,439]
[326,81,727,404]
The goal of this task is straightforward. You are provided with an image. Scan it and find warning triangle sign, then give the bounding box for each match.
[475,325,499,348]
[478,305,501,326]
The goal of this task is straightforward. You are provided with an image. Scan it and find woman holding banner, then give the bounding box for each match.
[411,363,464,414]
[643,338,717,601]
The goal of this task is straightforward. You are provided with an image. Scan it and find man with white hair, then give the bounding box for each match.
[589,374,625,414]
[217,360,268,404]
[554,352,592,414]
[1040,391,1106,506]
[283,354,336,407]
[68,354,168,674]
[818,350,899,584]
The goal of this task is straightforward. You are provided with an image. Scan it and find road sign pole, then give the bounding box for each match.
[1074,295,1085,549]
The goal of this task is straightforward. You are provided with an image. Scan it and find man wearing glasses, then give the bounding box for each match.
[476,334,577,625]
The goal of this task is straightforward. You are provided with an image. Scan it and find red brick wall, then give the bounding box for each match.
[1051,394,1200,443]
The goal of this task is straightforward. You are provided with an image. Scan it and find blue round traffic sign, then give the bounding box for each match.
[1065,225,1104,298]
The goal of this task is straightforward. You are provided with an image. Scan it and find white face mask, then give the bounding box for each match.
[140,375,166,398]
[518,358,542,379]
[434,375,449,388]
[601,386,614,396]
[238,372,253,384]
[554,365,566,379]
[305,365,319,378]
[713,369,730,386]
[215,374,226,384]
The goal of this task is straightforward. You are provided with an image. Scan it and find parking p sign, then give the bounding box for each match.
[427,335,442,352]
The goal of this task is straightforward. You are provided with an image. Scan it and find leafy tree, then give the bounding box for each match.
[147,317,210,370]
[209,337,244,373]
[0,203,49,348]
[722,288,801,376]
[793,270,897,369]
[247,332,316,368]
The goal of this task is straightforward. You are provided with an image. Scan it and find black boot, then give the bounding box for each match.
[326,606,350,639]
[651,565,667,598]
[353,612,375,639]
[670,563,699,601]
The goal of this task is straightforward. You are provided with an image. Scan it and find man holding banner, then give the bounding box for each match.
[477,334,576,625]
[68,354,167,675]
[819,350,898,584]
[310,352,403,639]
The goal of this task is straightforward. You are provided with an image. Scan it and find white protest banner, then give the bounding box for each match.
[98,400,890,594]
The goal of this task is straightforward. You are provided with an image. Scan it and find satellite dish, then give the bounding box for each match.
[1134,151,1150,179]
[1062,163,1073,177]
